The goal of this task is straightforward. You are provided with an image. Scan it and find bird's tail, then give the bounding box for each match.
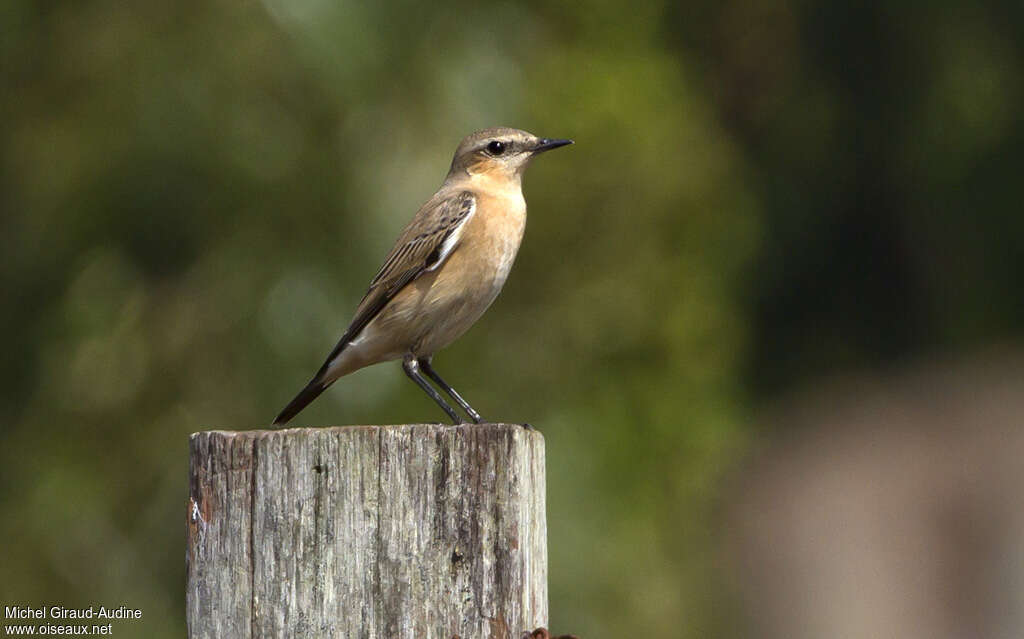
[273,377,329,426]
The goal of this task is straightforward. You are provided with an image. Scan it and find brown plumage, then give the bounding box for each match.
[274,127,572,425]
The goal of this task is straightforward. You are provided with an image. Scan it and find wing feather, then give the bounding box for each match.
[313,190,476,377]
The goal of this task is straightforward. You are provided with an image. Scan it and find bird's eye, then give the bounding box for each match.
[486,140,507,156]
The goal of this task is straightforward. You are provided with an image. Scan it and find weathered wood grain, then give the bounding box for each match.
[187,424,547,639]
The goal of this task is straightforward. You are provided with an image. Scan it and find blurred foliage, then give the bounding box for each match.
[1,0,1022,638]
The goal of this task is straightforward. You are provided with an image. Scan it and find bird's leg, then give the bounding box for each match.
[402,353,464,424]
[419,357,484,424]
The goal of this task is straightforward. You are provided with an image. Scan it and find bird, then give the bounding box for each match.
[273,127,572,426]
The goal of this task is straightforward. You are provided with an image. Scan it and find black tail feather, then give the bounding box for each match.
[273,378,328,426]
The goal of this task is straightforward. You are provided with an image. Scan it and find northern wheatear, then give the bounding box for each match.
[274,127,572,425]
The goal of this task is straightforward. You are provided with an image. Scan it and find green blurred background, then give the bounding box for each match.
[2,0,1023,637]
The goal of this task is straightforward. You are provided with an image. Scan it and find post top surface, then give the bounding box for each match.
[190,423,541,442]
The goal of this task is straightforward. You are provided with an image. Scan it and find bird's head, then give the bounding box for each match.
[447,127,572,182]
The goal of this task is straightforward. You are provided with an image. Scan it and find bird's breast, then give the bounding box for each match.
[399,189,526,354]
[460,189,526,294]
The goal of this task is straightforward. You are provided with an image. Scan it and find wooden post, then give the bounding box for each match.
[186,424,547,639]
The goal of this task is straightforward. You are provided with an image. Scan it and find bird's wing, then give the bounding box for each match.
[273,189,476,425]
[316,189,476,375]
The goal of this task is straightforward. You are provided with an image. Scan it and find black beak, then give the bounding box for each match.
[533,138,574,154]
